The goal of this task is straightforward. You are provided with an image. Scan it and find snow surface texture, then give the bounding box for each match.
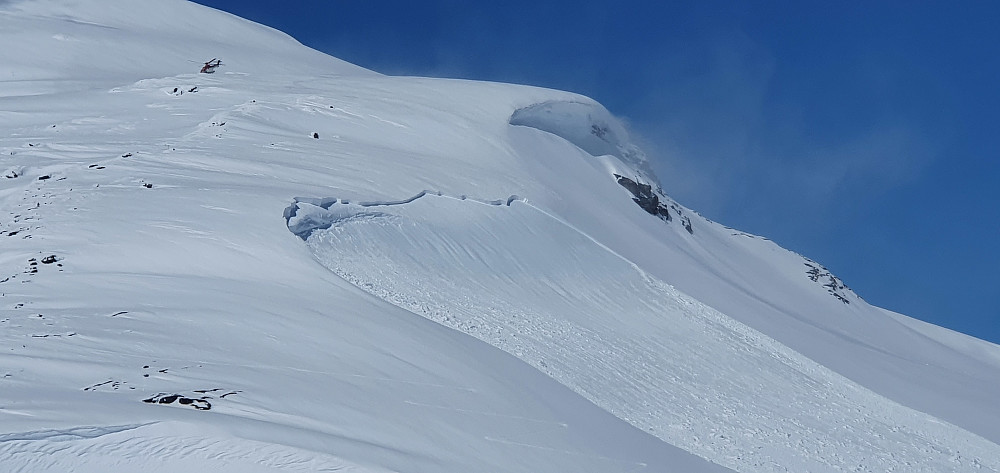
[3,1,1000,472]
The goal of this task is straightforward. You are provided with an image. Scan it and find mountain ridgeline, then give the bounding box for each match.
[2,1,999,472]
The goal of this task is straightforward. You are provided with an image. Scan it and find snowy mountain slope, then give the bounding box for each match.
[1,2,730,472]
[573,150,1000,445]
[2,1,1000,472]
[587,188,1000,445]
[499,99,1000,446]
[290,189,999,471]
[0,0,370,89]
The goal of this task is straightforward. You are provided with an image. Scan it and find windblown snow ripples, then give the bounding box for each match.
[293,192,1000,473]
[0,422,379,473]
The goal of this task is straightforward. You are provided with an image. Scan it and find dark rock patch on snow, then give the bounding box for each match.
[681,216,693,234]
[804,261,855,304]
[142,389,240,411]
[614,174,672,222]
[143,393,212,410]
[84,380,132,391]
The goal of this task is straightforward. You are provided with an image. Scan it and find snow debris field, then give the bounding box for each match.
[2,1,999,472]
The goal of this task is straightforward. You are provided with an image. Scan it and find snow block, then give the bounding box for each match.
[284,200,390,240]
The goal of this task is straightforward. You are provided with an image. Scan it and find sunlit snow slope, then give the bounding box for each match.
[3,1,1000,472]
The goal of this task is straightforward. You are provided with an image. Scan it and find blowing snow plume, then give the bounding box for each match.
[509,100,660,183]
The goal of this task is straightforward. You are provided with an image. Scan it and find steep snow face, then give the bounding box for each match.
[3,1,1000,473]
[291,191,999,472]
[510,83,1000,449]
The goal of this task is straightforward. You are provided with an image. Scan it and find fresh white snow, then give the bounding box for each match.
[2,1,999,472]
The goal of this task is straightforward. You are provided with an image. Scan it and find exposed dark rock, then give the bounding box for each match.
[84,380,126,391]
[591,124,609,139]
[142,392,212,410]
[31,333,75,338]
[804,261,853,304]
[614,174,673,223]
[158,394,180,404]
[681,216,693,234]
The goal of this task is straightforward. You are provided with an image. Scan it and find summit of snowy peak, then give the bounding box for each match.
[507,98,691,232]
[0,0,372,88]
[510,99,660,185]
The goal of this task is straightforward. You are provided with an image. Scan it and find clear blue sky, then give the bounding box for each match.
[193,0,999,344]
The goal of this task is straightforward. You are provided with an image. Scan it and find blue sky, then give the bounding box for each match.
[193,0,999,344]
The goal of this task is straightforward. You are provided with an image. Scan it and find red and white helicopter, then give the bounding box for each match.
[200,58,222,73]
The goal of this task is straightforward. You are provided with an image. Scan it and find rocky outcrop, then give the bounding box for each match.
[805,261,855,304]
[614,174,671,221]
